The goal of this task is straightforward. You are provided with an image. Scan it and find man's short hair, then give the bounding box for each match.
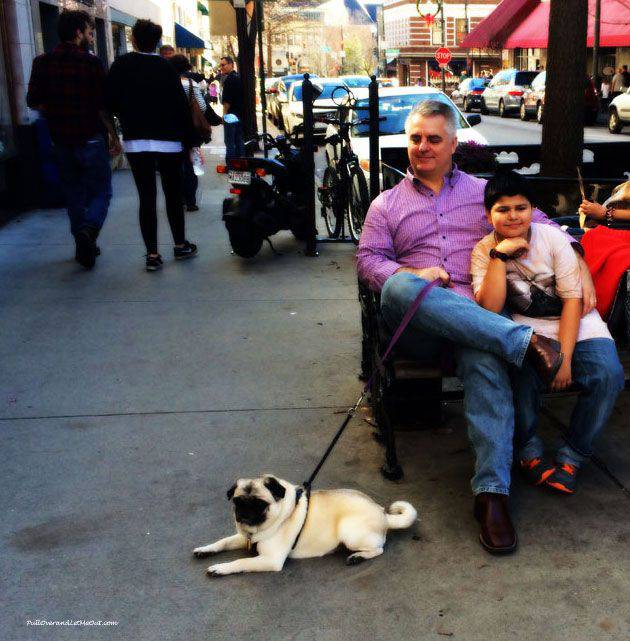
[132,19,163,53]
[483,170,535,211]
[221,56,234,66]
[57,10,94,42]
[170,54,192,74]
[404,100,457,137]
[159,44,175,56]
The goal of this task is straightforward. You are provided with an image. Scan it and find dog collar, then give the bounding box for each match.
[290,486,310,551]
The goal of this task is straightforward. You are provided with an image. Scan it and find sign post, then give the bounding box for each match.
[435,47,451,92]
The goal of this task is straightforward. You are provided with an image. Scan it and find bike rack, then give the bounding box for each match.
[301,74,380,256]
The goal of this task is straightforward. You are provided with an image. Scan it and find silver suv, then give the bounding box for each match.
[481,69,539,118]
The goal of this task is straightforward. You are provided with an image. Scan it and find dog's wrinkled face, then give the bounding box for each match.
[227,475,288,532]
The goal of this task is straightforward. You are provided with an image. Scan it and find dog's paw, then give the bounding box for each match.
[206,564,230,577]
[345,553,367,566]
[193,546,217,558]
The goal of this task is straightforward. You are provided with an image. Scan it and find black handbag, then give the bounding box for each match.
[204,95,223,126]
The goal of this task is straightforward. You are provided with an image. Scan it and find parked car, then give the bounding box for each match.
[608,87,630,133]
[451,77,490,112]
[341,75,371,88]
[519,71,599,125]
[328,86,487,178]
[266,73,319,128]
[480,69,539,117]
[281,78,345,136]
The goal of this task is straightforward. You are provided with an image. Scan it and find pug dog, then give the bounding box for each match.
[193,474,418,576]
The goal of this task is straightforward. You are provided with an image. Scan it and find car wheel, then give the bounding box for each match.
[536,103,543,124]
[463,97,470,113]
[608,108,622,134]
[498,100,506,118]
[480,99,489,115]
[519,101,528,121]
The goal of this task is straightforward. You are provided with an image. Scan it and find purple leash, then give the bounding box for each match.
[304,278,442,489]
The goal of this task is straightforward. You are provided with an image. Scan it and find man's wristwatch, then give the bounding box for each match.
[605,207,615,225]
[489,248,510,262]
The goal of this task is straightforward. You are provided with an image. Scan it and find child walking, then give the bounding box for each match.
[470,171,624,494]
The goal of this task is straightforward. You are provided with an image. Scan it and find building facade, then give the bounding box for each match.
[383,0,502,87]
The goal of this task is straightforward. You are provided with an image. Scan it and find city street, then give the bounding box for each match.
[1,127,630,641]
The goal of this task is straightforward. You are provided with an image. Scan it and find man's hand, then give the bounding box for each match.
[577,256,597,316]
[495,237,529,258]
[396,266,452,287]
[551,360,572,391]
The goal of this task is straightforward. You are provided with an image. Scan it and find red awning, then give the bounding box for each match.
[504,0,630,49]
[460,0,539,49]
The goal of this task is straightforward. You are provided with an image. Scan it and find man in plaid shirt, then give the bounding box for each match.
[27,10,120,269]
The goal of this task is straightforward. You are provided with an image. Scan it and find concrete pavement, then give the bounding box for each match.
[1,139,630,641]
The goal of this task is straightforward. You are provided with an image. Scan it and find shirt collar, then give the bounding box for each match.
[54,42,85,55]
[406,164,462,193]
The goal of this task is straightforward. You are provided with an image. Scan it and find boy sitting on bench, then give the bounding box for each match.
[471,171,624,494]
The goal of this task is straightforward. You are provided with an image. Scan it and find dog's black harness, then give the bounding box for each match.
[246,486,310,555]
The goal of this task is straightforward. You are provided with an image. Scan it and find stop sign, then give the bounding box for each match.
[435,47,452,67]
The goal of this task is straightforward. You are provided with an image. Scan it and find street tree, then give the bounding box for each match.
[540,0,588,178]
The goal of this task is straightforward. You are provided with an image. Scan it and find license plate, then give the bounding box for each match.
[228,170,251,185]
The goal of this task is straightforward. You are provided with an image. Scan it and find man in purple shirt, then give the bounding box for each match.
[357,100,596,554]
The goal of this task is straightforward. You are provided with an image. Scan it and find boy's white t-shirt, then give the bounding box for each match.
[470,223,611,342]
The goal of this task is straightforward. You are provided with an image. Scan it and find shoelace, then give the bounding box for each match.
[522,458,541,470]
[560,463,577,476]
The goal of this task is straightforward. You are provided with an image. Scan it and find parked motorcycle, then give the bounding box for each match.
[220,83,323,258]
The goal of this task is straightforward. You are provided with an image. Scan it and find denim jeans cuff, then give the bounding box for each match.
[555,445,586,467]
[515,326,534,368]
[518,437,545,462]
[473,485,510,496]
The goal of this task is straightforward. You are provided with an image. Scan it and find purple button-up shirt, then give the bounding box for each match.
[357,166,568,300]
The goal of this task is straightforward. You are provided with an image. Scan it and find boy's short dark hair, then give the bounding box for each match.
[221,56,234,66]
[159,44,175,56]
[58,10,94,42]
[484,170,535,211]
[132,19,163,53]
[170,54,192,74]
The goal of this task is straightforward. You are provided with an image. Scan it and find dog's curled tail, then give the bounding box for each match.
[385,501,417,529]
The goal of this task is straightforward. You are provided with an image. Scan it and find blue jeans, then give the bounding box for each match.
[381,272,535,496]
[55,135,112,236]
[224,121,245,161]
[514,338,624,467]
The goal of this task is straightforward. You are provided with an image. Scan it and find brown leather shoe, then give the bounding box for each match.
[525,333,563,386]
[473,492,517,554]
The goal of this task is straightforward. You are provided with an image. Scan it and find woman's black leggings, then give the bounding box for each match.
[127,151,186,254]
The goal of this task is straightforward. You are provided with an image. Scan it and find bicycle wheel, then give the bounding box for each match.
[347,167,369,245]
[320,166,343,238]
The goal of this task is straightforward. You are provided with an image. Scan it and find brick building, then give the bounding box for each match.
[383,0,501,88]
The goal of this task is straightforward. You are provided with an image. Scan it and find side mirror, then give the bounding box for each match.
[467,114,481,127]
[311,82,323,102]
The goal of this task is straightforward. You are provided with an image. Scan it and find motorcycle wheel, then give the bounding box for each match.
[347,167,369,245]
[224,218,263,258]
[320,166,343,238]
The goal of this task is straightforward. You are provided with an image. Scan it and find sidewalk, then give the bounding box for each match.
[0,144,629,641]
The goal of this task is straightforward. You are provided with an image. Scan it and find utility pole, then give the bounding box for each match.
[591,0,601,83]
[440,2,446,92]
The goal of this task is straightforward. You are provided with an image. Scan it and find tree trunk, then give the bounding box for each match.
[540,0,587,178]
[235,4,258,142]
[266,31,273,77]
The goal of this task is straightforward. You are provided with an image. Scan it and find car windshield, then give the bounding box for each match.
[343,76,371,88]
[291,83,343,101]
[514,71,538,86]
[351,93,468,137]
[469,78,489,89]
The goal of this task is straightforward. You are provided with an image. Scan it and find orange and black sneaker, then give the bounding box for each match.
[520,456,556,486]
[546,462,578,494]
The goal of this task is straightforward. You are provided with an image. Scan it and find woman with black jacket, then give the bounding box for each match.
[106,19,198,271]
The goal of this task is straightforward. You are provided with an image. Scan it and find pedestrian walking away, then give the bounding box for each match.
[170,54,206,212]
[610,67,627,99]
[26,9,120,270]
[220,56,245,161]
[106,19,199,272]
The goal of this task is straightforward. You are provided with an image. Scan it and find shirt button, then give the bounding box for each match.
[442,235,446,239]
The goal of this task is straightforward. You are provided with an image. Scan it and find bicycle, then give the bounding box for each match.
[317,88,371,244]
